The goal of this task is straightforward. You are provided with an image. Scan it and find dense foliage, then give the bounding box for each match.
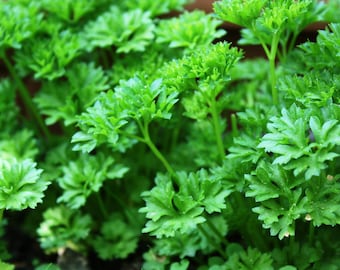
[0,0,339,269]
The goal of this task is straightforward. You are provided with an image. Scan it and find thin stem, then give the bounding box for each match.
[0,209,4,223]
[198,224,227,259]
[140,121,176,176]
[259,33,280,106]
[210,99,225,163]
[96,193,109,219]
[288,32,298,55]
[231,114,239,138]
[268,34,280,106]
[0,51,51,140]
[258,39,271,59]
[119,130,145,143]
[246,88,254,108]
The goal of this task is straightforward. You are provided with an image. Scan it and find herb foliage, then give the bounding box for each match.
[0,0,339,269]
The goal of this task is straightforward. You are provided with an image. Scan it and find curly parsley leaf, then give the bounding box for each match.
[0,129,38,161]
[57,153,128,209]
[225,247,274,270]
[72,76,178,152]
[40,0,97,23]
[14,30,82,80]
[215,0,325,47]
[121,0,193,17]
[91,213,139,259]
[298,23,340,72]
[154,215,228,258]
[34,62,109,126]
[0,158,49,210]
[37,206,92,252]
[0,2,42,51]
[258,104,339,179]
[245,161,309,239]
[156,11,225,50]
[305,174,340,226]
[140,169,231,237]
[83,6,155,53]
[279,71,337,107]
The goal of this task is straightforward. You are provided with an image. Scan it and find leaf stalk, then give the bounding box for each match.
[0,51,51,140]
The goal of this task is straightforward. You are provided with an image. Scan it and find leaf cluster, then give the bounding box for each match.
[0,0,339,269]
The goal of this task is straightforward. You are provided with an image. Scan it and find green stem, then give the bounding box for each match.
[210,99,225,163]
[268,34,280,106]
[288,32,298,55]
[140,121,176,176]
[198,224,227,259]
[231,114,239,138]
[0,209,4,223]
[258,39,271,59]
[246,88,254,108]
[259,33,280,106]
[96,193,109,219]
[0,51,51,140]
[120,131,145,143]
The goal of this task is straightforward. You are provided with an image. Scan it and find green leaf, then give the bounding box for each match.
[258,104,339,179]
[0,2,42,50]
[121,0,192,16]
[0,260,14,270]
[154,215,228,258]
[228,133,264,164]
[0,158,49,210]
[272,241,323,270]
[92,214,139,259]
[140,169,231,237]
[298,23,340,72]
[305,174,340,226]
[37,206,92,252]
[140,173,205,237]
[223,247,274,270]
[83,6,155,53]
[57,153,128,209]
[245,161,308,239]
[156,11,225,50]
[73,76,178,152]
[180,42,242,119]
[214,0,267,28]
[40,0,97,23]
[14,29,82,80]
[0,129,38,161]
[279,71,336,107]
[215,0,326,57]
[34,62,109,126]
[170,260,189,270]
